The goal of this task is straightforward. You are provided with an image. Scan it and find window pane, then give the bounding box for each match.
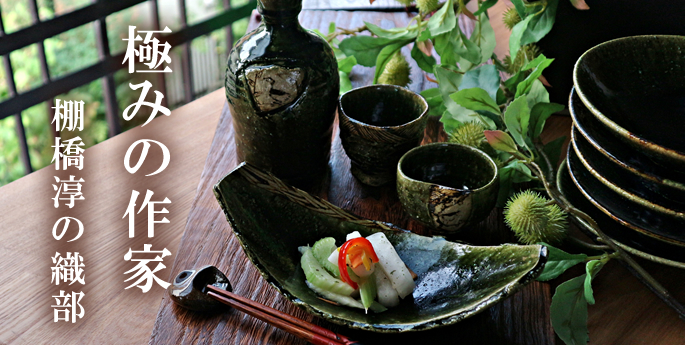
[1,0,33,34]
[10,44,42,93]
[45,22,98,79]
[107,1,153,56]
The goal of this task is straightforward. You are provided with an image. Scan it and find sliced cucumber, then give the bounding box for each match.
[359,271,378,312]
[300,247,354,296]
[312,237,340,278]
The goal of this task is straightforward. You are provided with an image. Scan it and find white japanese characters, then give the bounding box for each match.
[124,139,170,176]
[51,252,85,286]
[123,26,173,73]
[123,245,172,292]
[52,291,85,323]
[50,99,87,323]
[121,26,175,294]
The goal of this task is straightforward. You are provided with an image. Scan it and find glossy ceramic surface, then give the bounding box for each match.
[569,88,685,193]
[225,0,338,188]
[573,35,685,171]
[214,162,547,332]
[396,143,499,235]
[557,160,685,268]
[338,85,429,186]
[572,128,685,214]
[567,148,685,247]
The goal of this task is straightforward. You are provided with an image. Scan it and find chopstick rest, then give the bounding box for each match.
[168,266,362,345]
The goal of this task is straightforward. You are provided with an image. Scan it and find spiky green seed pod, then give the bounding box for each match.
[504,44,542,74]
[449,122,486,148]
[417,0,439,13]
[449,121,498,158]
[378,51,411,87]
[504,190,568,245]
[503,7,522,30]
[395,0,414,6]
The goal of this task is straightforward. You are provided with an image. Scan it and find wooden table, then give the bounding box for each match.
[1,4,684,345]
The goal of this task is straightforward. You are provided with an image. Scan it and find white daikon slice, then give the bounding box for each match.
[327,248,339,266]
[346,231,362,241]
[375,269,399,307]
[366,232,415,299]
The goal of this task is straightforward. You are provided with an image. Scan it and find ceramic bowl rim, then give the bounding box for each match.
[572,35,685,163]
[567,147,685,248]
[397,142,499,193]
[570,128,685,219]
[338,84,429,130]
[568,87,685,191]
[556,160,685,269]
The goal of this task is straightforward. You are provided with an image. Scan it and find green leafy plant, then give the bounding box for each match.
[320,0,685,343]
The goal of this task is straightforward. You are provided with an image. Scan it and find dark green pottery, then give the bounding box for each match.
[572,128,685,213]
[570,88,685,194]
[225,0,338,188]
[338,85,428,186]
[397,143,499,235]
[573,35,685,171]
[557,159,685,269]
[213,162,547,332]
[567,147,685,247]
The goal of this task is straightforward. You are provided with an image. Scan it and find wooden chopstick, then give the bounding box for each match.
[205,285,361,345]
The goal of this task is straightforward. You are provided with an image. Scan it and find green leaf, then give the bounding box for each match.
[529,102,565,139]
[484,130,518,153]
[510,161,533,183]
[508,14,535,60]
[339,36,394,67]
[584,259,606,305]
[433,27,460,67]
[435,65,462,95]
[339,71,352,95]
[455,30,482,65]
[427,0,456,37]
[411,43,437,73]
[516,55,554,98]
[440,109,463,134]
[474,0,498,16]
[337,55,357,74]
[510,0,528,17]
[504,96,531,148]
[470,12,497,65]
[496,87,507,105]
[366,22,418,40]
[520,0,559,47]
[373,41,411,84]
[551,275,590,345]
[537,243,588,281]
[422,88,445,117]
[504,71,526,95]
[496,165,515,207]
[328,22,336,34]
[461,64,501,102]
[450,88,500,114]
[526,79,550,109]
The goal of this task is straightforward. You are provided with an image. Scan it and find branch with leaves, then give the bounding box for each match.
[316,0,684,344]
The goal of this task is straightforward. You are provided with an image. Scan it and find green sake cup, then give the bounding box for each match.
[397,143,499,234]
[338,85,429,186]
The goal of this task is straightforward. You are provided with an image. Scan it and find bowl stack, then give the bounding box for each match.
[563,35,685,268]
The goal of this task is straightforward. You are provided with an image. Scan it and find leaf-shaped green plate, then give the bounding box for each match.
[214,162,548,332]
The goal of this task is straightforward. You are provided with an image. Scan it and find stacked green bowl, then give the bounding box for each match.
[563,36,685,268]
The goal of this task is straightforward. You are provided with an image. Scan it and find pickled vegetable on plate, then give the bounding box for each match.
[300,233,416,313]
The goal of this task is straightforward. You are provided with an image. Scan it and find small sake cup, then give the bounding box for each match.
[397,143,499,235]
[338,85,429,186]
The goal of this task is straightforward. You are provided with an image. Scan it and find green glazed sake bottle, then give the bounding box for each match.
[225,0,339,188]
